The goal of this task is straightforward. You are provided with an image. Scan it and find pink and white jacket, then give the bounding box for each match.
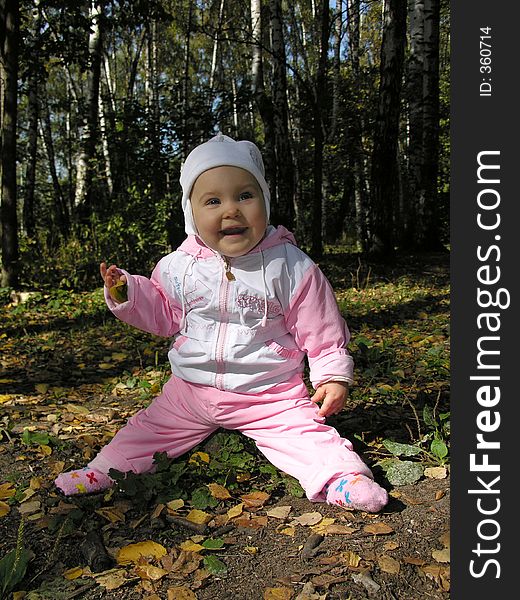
[106,226,354,393]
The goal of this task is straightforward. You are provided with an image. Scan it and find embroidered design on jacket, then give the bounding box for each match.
[236,293,281,316]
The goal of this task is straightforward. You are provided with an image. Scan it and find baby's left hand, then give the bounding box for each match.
[311,381,349,417]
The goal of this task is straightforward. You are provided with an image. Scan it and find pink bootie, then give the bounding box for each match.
[54,467,113,496]
[325,474,388,513]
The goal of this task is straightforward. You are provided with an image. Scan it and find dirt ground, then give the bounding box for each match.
[0,252,450,599]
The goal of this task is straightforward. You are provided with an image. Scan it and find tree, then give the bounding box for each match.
[369,0,407,255]
[1,0,19,287]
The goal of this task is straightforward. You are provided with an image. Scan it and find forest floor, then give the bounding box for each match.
[0,250,450,600]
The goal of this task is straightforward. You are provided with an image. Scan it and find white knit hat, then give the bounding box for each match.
[180,133,271,235]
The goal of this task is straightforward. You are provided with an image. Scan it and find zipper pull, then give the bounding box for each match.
[224,257,236,281]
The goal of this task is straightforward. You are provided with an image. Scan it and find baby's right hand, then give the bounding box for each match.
[100,262,128,303]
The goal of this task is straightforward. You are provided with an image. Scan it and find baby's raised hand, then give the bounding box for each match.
[311,381,349,417]
[100,262,128,303]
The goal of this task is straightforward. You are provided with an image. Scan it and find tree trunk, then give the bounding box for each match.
[310,0,329,258]
[40,93,69,238]
[0,0,19,288]
[269,0,294,228]
[182,2,193,159]
[404,0,424,247]
[74,1,103,216]
[23,66,38,239]
[347,0,369,250]
[209,0,225,99]
[250,0,276,209]
[418,0,441,249]
[369,0,407,255]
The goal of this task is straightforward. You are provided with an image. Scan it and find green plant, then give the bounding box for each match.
[0,519,31,599]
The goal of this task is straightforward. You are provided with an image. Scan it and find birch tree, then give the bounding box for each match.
[369,0,406,254]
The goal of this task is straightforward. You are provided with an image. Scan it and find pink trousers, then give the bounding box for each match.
[90,374,373,501]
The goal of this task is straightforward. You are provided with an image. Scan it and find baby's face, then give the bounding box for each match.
[190,166,268,257]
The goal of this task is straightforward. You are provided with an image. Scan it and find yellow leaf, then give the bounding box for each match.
[0,395,13,404]
[0,501,10,517]
[189,452,210,464]
[18,500,41,515]
[99,363,113,370]
[0,379,15,384]
[166,499,185,512]
[207,483,232,500]
[63,567,84,580]
[186,509,212,525]
[311,517,335,534]
[109,280,128,303]
[116,541,167,565]
[38,444,52,456]
[264,587,293,600]
[167,586,198,600]
[341,550,361,567]
[134,564,169,581]
[180,540,205,553]
[278,526,296,537]
[0,482,15,500]
[111,352,128,361]
[64,403,90,415]
[244,546,258,555]
[35,383,50,394]
[227,503,244,519]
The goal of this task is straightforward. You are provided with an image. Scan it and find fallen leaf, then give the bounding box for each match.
[291,512,323,527]
[35,383,50,394]
[321,523,358,536]
[403,556,426,566]
[340,550,361,567]
[383,541,400,551]
[167,587,198,600]
[180,540,205,553]
[167,499,185,512]
[63,567,84,580]
[186,509,212,525]
[93,568,128,590]
[116,541,167,565]
[420,564,450,591]
[189,452,210,464]
[244,546,258,555]
[227,503,244,519]
[235,515,268,529]
[207,483,232,500]
[241,491,271,508]
[266,505,292,520]
[378,554,401,574]
[264,587,293,600]
[363,522,394,535]
[0,501,10,517]
[278,526,296,537]
[310,517,335,534]
[18,500,41,515]
[134,563,169,581]
[438,531,450,548]
[0,483,15,500]
[424,466,448,479]
[432,548,450,563]
[96,506,126,523]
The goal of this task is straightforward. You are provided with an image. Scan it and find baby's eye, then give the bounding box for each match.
[239,192,253,201]
[205,197,220,206]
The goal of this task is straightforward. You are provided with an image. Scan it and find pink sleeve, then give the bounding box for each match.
[285,265,354,388]
[105,266,182,337]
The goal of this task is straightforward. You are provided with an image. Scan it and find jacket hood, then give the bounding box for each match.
[177,225,296,259]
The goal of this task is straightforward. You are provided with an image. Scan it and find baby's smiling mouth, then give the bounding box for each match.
[220,227,248,236]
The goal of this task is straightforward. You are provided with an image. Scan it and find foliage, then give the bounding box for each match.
[0,519,31,599]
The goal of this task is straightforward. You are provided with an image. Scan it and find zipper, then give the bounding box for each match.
[215,256,235,389]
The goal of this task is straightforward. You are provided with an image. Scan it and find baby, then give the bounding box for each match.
[55,134,388,513]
